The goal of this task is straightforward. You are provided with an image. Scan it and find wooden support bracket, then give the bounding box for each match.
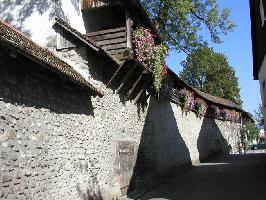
[127,69,148,96]
[133,77,152,104]
[107,64,124,86]
[116,63,138,92]
[128,73,143,96]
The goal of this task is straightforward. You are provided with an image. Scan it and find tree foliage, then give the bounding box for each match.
[140,0,235,53]
[254,104,264,129]
[245,120,260,142]
[180,46,242,105]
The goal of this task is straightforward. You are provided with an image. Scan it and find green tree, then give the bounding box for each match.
[254,104,264,129]
[180,46,242,105]
[245,120,259,142]
[140,0,235,53]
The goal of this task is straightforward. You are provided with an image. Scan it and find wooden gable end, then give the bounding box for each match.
[85,26,132,63]
[81,0,112,9]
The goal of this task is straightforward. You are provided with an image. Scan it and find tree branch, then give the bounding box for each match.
[190,9,205,21]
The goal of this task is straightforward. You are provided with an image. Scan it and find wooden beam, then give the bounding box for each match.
[128,74,143,96]
[125,9,133,49]
[102,42,127,51]
[86,27,126,37]
[128,70,147,96]
[87,31,126,42]
[133,78,152,104]
[133,87,145,104]
[107,64,124,86]
[96,37,127,46]
[117,63,137,92]
[56,27,77,50]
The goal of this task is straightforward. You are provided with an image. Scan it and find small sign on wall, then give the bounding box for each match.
[116,141,135,196]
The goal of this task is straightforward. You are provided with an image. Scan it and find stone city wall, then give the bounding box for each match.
[0,51,241,199]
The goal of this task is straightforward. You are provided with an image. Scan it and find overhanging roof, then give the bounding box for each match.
[0,19,104,97]
[167,68,243,112]
[250,0,266,80]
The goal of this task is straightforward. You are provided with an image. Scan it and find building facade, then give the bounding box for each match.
[250,0,266,129]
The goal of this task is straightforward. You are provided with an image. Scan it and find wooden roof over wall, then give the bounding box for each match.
[53,17,244,112]
[167,69,243,112]
[0,19,104,97]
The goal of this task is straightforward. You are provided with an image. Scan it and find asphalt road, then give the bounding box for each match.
[136,152,266,200]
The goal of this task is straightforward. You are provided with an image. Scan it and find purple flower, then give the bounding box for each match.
[178,89,186,99]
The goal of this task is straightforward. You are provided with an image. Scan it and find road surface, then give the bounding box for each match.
[132,152,266,200]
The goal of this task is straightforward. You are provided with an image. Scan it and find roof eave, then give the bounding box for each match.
[0,19,104,97]
[250,0,260,80]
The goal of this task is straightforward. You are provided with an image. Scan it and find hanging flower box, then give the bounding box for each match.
[133,27,168,94]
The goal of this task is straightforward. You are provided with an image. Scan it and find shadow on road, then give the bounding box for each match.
[138,153,266,200]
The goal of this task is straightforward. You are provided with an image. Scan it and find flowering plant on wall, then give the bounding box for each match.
[133,27,168,94]
[161,74,174,100]
[207,106,240,122]
[215,106,221,117]
[162,64,168,77]
[176,89,240,121]
[178,89,187,102]
[220,109,227,119]
[150,44,168,93]
[178,89,195,113]
[224,109,239,122]
[194,98,207,117]
[133,27,154,62]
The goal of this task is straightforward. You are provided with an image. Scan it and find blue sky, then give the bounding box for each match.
[166,0,261,114]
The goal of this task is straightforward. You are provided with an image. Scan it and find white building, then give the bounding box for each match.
[0,0,89,46]
[250,0,266,129]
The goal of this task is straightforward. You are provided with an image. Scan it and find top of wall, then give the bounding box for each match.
[53,16,245,114]
[0,19,103,97]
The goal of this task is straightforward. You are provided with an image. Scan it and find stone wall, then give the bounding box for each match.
[127,98,241,196]
[0,50,241,199]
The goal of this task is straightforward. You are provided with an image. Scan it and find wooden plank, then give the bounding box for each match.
[96,37,127,46]
[106,48,126,55]
[81,0,111,9]
[107,64,124,86]
[87,32,126,42]
[103,42,127,51]
[133,88,145,104]
[118,59,127,63]
[128,73,143,96]
[134,78,152,104]
[117,63,137,92]
[56,27,77,50]
[86,27,126,37]
[125,10,133,49]
[111,53,129,61]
